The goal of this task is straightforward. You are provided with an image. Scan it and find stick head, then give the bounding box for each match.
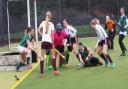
[14,75,19,81]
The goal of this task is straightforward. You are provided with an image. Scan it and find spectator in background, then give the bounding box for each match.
[105,15,116,50]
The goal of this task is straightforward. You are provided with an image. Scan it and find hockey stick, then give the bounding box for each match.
[111,14,124,31]
[54,48,65,59]
[111,14,119,24]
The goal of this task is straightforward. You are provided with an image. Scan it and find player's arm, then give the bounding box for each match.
[95,27,102,48]
[87,48,94,56]
[31,38,36,50]
[78,53,84,63]
[124,18,128,29]
[86,47,94,61]
[73,30,78,43]
[71,28,77,41]
[26,40,35,51]
[51,23,55,49]
[51,30,55,49]
[26,40,42,58]
[38,23,43,36]
[94,39,99,52]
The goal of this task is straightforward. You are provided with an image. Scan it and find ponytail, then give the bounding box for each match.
[45,11,52,34]
[45,16,49,34]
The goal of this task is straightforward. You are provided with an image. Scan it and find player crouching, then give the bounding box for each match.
[16,27,35,71]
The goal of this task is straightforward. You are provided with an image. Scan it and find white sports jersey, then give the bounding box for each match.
[40,21,55,43]
[95,24,108,42]
[64,25,77,37]
[119,31,127,36]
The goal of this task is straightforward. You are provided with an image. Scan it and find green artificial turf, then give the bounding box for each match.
[15,36,128,89]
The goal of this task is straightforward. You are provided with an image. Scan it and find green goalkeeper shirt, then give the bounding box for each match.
[119,15,127,31]
[20,34,31,47]
[79,46,89,60]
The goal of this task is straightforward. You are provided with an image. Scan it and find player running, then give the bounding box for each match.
[90,19,116,68]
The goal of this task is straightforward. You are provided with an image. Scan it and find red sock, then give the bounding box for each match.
[52,59,57,71]
[59,53,64,66]
[40,61,44,74]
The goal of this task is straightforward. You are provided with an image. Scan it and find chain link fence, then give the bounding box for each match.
[0,0,127,50]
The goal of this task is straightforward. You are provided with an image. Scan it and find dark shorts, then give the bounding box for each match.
[31,50,37,63]
[108,31,116,40]
[89,57,100,65]
[66,37,76,52]
[66,38,71,44]
[98,37,109,47]
[84,56,100,67]
[41,42,52,50]
[55,45,64,53]
[67,45,73,52]
[70,37,77,44]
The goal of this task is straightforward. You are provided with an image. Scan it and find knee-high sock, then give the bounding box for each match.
[27,57,30,65]
[59,53,64,67]
[111,40,114,49]
[105,54,113,63]
[48,55,52,67]
[99,53,108,64]
[40,61,44,74]
[16,62,23,71]
[108,39,111,50]
[64,51,70,64]
[66,54,69,63]
[110,36,114,49]
[52,58,57,71]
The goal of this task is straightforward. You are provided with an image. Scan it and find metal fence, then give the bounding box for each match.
[0,0,127,48]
